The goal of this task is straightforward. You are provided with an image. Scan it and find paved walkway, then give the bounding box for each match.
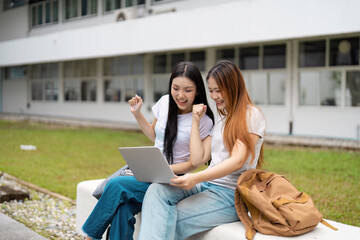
[0,212,48,240]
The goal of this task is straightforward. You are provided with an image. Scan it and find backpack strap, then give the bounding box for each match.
[272,194,338,231]
[272,192,310,209]
[235,169,273,240]
[234,188,257,240]
[320,219,338,231]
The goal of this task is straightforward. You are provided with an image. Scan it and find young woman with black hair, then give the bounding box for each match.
[82,62,214,240]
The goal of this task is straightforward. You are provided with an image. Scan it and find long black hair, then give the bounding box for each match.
[163,62,214,164]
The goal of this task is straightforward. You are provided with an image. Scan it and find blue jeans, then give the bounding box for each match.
[138,182,239,240]
[82,176,150,240]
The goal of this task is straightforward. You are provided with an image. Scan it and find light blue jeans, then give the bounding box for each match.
[82,176,150,240]
[138,182,239,240]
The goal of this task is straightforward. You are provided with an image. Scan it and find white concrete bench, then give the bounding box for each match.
[76,179,360,240]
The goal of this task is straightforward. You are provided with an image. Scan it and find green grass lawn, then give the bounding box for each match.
[0,119,359,227]
[0,120,153,199]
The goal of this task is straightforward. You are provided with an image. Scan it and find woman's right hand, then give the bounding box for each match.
[129,95,143,114]
[192,104,207,122]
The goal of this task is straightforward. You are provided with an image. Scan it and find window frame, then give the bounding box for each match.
[297,36,360,108]
[63,0,97,21]
[29,63,59,102]
[216,43,287,106]
[30,0,59,28]
[103,0,146,13]
[103,55,145,103]
[63,60,97,102]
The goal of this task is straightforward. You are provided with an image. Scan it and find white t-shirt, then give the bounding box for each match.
[152,95,213,164]
[208,106,265,190]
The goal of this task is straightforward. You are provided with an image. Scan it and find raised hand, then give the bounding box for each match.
[192,104,207,122]
[128,95,143,114]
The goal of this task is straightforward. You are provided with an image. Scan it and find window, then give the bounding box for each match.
[45,81,58,100]
[64,79,96,101]
[4,66,27,79]
[64,80,80,101]
[239,47,259,70]
[30,0,58,27]
[320,71,341,106]
[245,72,286,105]
[298,36,360,107]
[299,40,326,67]
[263,44,286,69]
[64,0,97,20]
[104,0,145,12]
[154,76,168,102]
[64,60,97,101]
[170,53,185,71]
[153,54,167,74]
[189,51,205,71]
[237,44,286,105]
[104,77,144,102]
[104,55,144,102]
[330,37,359,66]
[104,55,144,76]
[269,72,286,105]
[299,71,319,106]
[32,80,43,101]
[3,0,26,11]
[30,63,59,101]
[299,71,341,106]
[81,80,96,101]
[133,55,145,74]
[104,0,121,12]
[247,73,267,105]
[125,0,132,7]
[346,71,360,107]
[125,78,143,101]
[104,79,120,102]
[216,49,235,63]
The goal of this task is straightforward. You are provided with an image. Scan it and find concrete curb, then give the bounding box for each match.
[0,172,75,205]
[265,134,360,150]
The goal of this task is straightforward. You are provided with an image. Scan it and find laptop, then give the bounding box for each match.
[118,146,176,184]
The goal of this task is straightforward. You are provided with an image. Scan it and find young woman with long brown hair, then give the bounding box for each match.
[138,60,265,240]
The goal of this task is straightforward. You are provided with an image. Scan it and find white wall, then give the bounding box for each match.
[1,0,360,67]
[293,108,360,139]
[27,0,237,38]
[1,0,360,140]
[26,101,153,123]
[261,107,290,135]
[2,79,28,113]
[0,5,29,42]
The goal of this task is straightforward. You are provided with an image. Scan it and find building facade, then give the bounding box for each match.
[0,0,360,140]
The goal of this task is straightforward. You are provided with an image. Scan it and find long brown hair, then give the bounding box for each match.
[206,60,264,168]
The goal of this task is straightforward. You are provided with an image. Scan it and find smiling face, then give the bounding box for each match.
[171,76,197,114]
[207,77,226,111]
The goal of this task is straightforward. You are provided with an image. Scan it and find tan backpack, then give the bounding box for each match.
[234,169,337,240]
